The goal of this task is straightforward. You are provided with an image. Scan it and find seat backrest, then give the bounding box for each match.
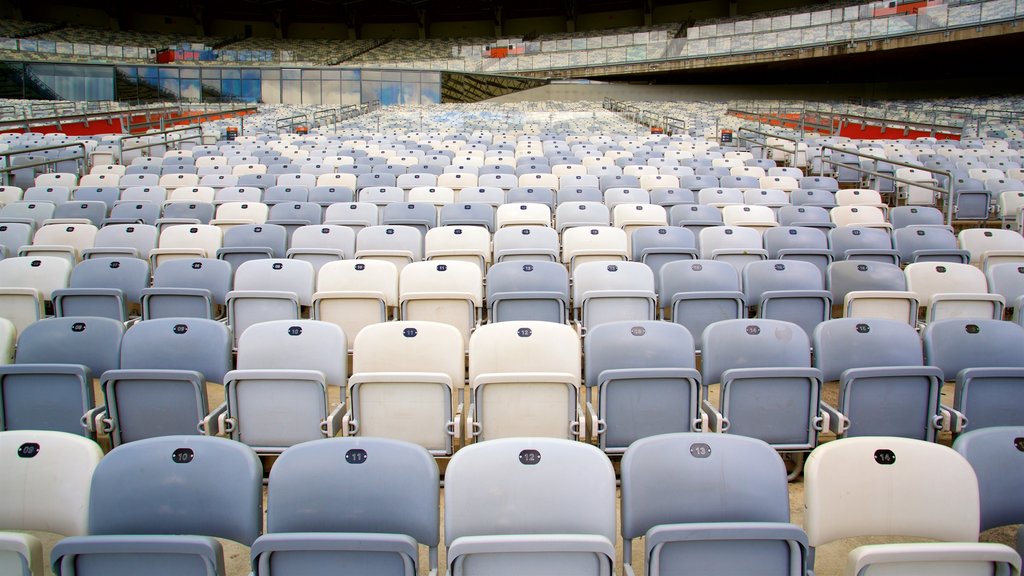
[804,436,980,547]
[890,206,945,228]
[351,320,464,384]
[119,317,232,382]
[289,224,355,256]
[88,435,263,546]
[150,257,232,305]
[813,317,925,382]
[778,205,832,226]
[959,228,1024,261]
[658,258,740,301]
[236,319,347,387]
[829,227,893,257]
[0,430,103,535]
[68,257,150,304]
[698,225,763,258]
[904,262,989,302]
[742,259,824,305]
[265,437,439,544]
[232,258,315,306]
[485,261,569,323]
[953,426,1024,533]
[923,318,1024,378]
[16,316,124,375]
[701,319,810,385]
[469,321,580,382]
[355,225,424,261]
[157,224,221,253]
[583,320,695,390]
[620,432,790,540]
[221,223,288,258]
[893,226,960,263]
[826,260,907,301]
[316,259,399,306]
[444,437,615,545]
[763,226,829,257]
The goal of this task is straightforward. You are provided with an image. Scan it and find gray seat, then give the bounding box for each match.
[216,223,289,269]
[889,205,946,229]
[107,201,161,226]
[83,223,159,260]
[987,262,1024,317]
[308,185,354,208]
[556,186,603,204]
[52,201,106,227]
[953,426,1024,556]
[486,260,569,324]
[763,226,833,280]
[572,261,656,333]
[0,317,124,436]
[893,226,970,265]
[668,204,723,242]
[439,203,495,232]
[51,435,263,576]
[142,258,232,320]
[658,259,744,351]
[923,318,1024,432]
[286,224,355,274]
[507,186,555,208]
[380,202,437,234]
[0,201,55,228]
[444,437,616,576]
[492,225,558,262]
[52,257,150,322]
[160,201,214,225]
[98,317,232,447]
[649,187,695,207]
[813,317,945,441]
[777,205,835,234]
[742,259,832,338]
[829,226,899,264]
[251,437,440,576]
[0,222,33,258]
[263,185,309,204]
[701,319,824,457]
[584,321,703,453]
[620,433,809,576]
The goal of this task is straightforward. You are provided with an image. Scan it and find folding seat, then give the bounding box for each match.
[157,201,215,231]
[141,257,231,321]
[97,317,232,446]
[398,260,482,345]
[729,166,765,181]
[561,225,628,273]
[696,187,743,208]
[905,261,1003,323]
[166,186,216,207]
[250,437,439,576]
[215,223,288,269]
[495,202,551,228]
[236,173,273,191]
[436,172,477,190]
[356,185,404,207]
[345,321,464,455]
[284,224,354,273]
[312,259,398,351]
[630,226,697,289]
[698,225,767,273]
[0,430,103,576]
[893,225,970,264]
[554,186,601,204]
[559,174,600,190]
[0,316,123,436]
[829,226,899,264]
[953,426,1024,555]
[620,433,809,576]
[623,165,657,178]
[51,257,149,322]
[804,436,1021,576]
[825,259,916,323]
[477,172,516,190]
[889,205,945,229]
[354,225,423,274]
[762,225,833,280]
[813,317,945,441]
[722,204,778,235]
[209,200,269,232]
[657,259,744,348]
[600,173,640,190]
[454,186,503,206]
[790,188,837,208]
[423,225,491,273]
[987,262,1024,318]
[444,437,615,575]
[701,318,824,465]
[492,225,559,263]
[742,259,831,337]
[120,185,168,205]
[604,187,650,210]
[924,318,1024,432]
[572,261,656,334]
[678,174,718,192]
[0,255,71,329]
[267,201,321,236]
[959,228,1024,271]
[612,203,668,251]
[438,202,495,232]
[218,319,347,452]
[22,185,70,206]
[668,204,723,241]
[555,201,610,234]
[648,186,695,207]
[380,202,437,234]
[149,223,222,269]
[233,165,268,178]
[0,185,22,207]
[485,261,569,324]
[226,258,315,347]
[584,321,703,452]
[263,184,309,205]
[0,222,33,259]
[20,221,97,264]
[51,435,263,576]
[323,202,379,233]
[467,322,583,441]
[507,186,556,208]
[157,172,200,189]
[830,205,892,230]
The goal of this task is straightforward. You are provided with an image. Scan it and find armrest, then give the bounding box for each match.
[83,405,108,435]
[926,293,1004,323]
[640,247,698,261]
[0,532,43,576]
[939,403,968,433]
[447,534,614,573]
[322,399,347,438]
[701,398,728,432]
[843,248,900,265]
[202,402,228,436]
[818,400,849,435]
[252,533,420,576]
[777,248,833,260]
[52,535,223,576]
[846,542,1021,576]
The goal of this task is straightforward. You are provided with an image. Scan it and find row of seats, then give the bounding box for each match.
[1,312,1022,461]
[2,430,1022,575]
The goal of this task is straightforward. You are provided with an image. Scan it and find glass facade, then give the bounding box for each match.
[8,63,440,105]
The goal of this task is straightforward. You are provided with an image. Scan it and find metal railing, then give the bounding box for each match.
[735,126,803,167]
[0,104,181,134]
[117,125,204,162]
[124,105,258,132]
[0,141,88,185]
[818,144,957,225]
[275,114,310,133]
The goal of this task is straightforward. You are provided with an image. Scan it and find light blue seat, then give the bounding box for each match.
[216,223,289,269]
[52,257,150,322]
[953,426,1024,556]
[584,321,703,453]
[51,435,263,576]
[572,261,656,334]
[486,260,569,324]
[0,317,124,437]
[251,437,440,576]
[98,317,232,447]
[762,226,833,280]
[657,259,743,351]
[630,227,697,292]
[893,225,970,265]
[923,318,1024,433]
[742,259,831,338]
[813,317,945,441]
[620,433,808,576]
[142,258,232,320]
[444,437,616,576]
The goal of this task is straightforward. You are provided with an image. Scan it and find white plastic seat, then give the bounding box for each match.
[399,260,482,346]
[904,262,1004,323]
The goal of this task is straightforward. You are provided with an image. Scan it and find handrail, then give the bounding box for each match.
[125,106,258,132]
[0,104,181,134]
[0,141,88,185]
[275,113,310,132]
[818,144,956,226]
[117,125,203,161]
[735,126,803,167]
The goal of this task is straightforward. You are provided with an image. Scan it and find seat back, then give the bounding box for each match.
[0,430,102,535]
[486,261,569,324]
[236,319,347,387]
[953,426,1024,538]
[572,261,655,332]
[492,226,558,262]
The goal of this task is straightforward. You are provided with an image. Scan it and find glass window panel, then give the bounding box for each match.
[322,80,341,104]
[361,79,381,102]
[302,69,321,80]
[180,79,201,101]
[261,69,279,80]
[241,69,261,80]
[262,77,281,104]
[282,68,301,80]
[240,79,260,102]
[180,68,199,79]
[322,69,341,80]
[420,81,439,104]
